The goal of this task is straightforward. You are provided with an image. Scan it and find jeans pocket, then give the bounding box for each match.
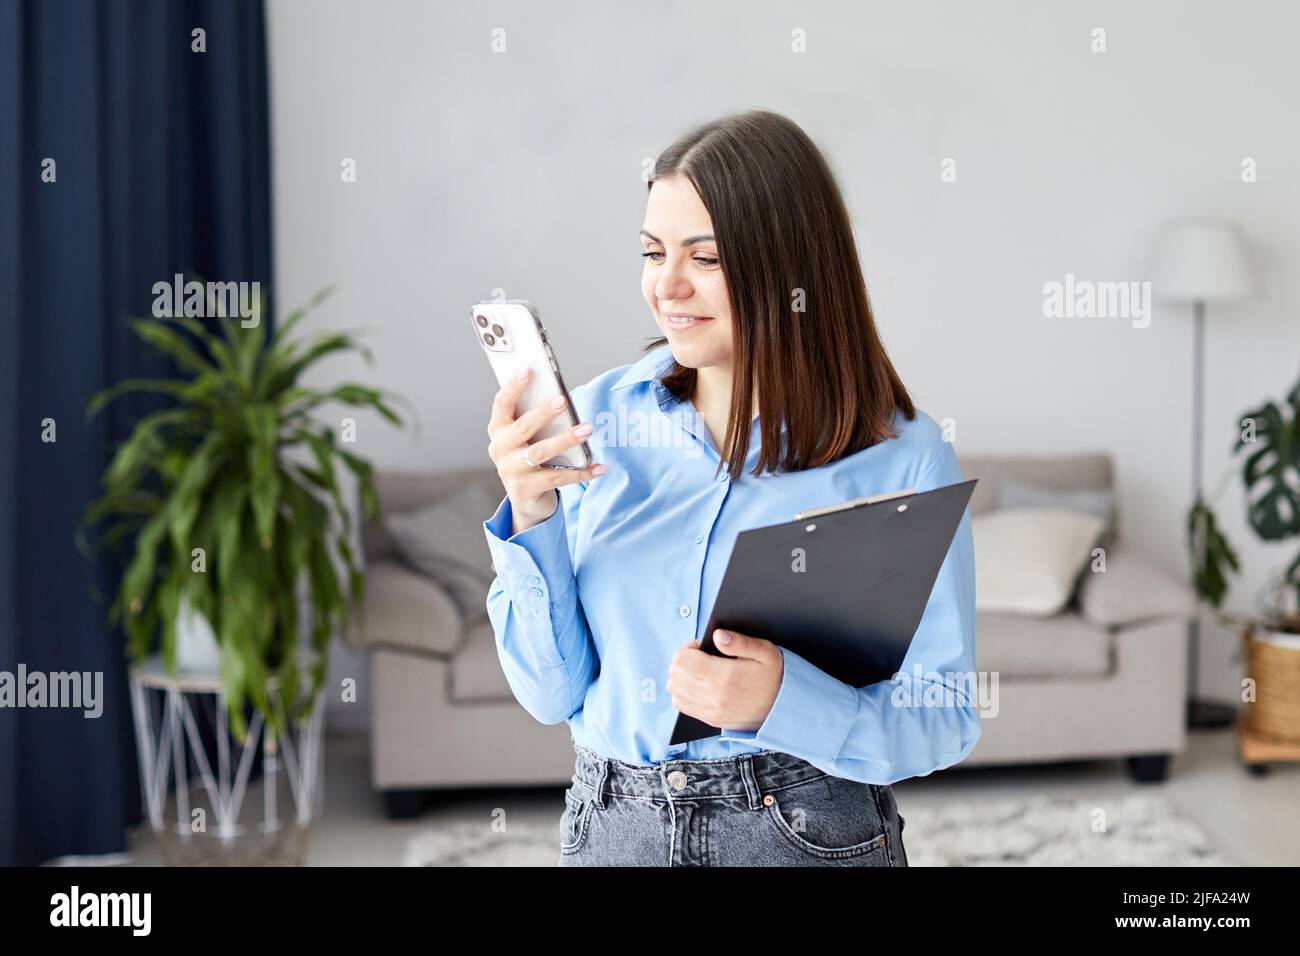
[762,775,889,861]
[559,784,594,854]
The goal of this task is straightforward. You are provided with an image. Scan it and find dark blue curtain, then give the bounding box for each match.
[0,0,273,866]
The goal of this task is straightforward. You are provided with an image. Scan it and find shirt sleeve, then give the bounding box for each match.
[482,479,597,725]
[716,440,983,784]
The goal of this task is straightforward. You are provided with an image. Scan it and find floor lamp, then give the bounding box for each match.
[1147,219,1255,730]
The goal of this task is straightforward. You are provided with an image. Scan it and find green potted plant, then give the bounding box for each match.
[83,285,407,741]
[1190,375,1300,752]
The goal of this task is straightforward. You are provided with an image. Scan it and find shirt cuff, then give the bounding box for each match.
[718,646,859,765]
[482,494,574,610]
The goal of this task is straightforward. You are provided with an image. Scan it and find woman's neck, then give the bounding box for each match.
[690,363,757,450]
[692,364,732,420]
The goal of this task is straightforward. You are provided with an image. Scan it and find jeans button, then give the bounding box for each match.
[667,770,688,791]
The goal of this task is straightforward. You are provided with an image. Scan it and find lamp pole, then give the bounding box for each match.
[1188,298,1235,730]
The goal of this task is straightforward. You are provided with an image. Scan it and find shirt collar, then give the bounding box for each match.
[611,343,677,391]
[610,342,779,440]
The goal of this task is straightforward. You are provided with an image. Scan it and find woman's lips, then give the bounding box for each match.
[664,313,713,330]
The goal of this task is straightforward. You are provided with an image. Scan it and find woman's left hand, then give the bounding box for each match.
[667,630,784,731]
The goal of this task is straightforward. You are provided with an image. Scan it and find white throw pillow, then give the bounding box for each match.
[973,506,1107,616]
[384,481,504,624]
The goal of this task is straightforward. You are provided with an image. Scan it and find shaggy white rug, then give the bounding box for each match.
[901,793,1234,867]
[404,792,1233,867]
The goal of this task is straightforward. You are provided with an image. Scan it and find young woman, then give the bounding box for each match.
[481,110,980,867]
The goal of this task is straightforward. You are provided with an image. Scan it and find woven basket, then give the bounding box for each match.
[1242,626,1300,744]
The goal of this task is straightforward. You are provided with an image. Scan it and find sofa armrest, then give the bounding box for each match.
[1076,542,1197,629]
[346,560,465,657]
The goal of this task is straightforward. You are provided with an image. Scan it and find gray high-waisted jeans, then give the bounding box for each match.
[558,737,909,867]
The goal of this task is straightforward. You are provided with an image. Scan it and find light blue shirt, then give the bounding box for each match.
[482,343,981,785]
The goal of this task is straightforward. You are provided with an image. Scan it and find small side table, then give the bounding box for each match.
[127,655,325,865]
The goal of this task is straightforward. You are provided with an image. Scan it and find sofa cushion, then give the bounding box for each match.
[349,560,464,657]
[973,506,1107,616]
[975,610,1112,679]
[450,619,514,702]
[384,481,503,624]
[1076,541,1196,628]
[363,467,503,562]
[959,453,1114,524]
[997,474,1118,550]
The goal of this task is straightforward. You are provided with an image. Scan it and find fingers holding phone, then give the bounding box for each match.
[475,299,609,535]
[487,368,608,534]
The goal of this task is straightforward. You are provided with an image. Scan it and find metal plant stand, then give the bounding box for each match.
[128,656,325,865]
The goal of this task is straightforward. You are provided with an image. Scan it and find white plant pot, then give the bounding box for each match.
[175,594,222,676]
[1253,626,1300,651]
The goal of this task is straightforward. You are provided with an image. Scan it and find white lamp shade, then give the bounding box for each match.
[1147,219,1255,303]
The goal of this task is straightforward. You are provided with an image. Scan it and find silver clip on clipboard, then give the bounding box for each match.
[794,487,917,522]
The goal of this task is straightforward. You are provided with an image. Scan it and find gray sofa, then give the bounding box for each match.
[351,454,1193,816]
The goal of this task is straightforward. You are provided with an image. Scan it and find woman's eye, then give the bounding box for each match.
[641,251,664,262]
[694,256,719,267]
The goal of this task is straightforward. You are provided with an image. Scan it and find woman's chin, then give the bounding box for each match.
[665,340,719,369]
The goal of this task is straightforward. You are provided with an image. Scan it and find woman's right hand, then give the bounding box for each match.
[487,368,609,536]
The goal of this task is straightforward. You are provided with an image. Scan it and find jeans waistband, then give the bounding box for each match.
[570,737,834,811]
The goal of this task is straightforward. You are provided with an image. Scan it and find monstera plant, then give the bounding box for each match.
[1190,376,1300,632]
[83,287,407,740]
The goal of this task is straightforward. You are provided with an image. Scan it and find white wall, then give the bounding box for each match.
[268,0,1300,705]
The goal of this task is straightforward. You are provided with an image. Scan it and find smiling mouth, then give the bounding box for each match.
[664,313,713,330]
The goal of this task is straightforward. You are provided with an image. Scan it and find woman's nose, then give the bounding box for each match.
[655,259,693,301]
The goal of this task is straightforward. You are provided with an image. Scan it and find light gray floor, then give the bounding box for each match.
[124,725,1300,866]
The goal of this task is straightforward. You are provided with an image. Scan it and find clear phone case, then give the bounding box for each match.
[472,299,592,469]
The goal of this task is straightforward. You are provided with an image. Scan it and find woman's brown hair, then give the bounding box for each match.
[645,109,916,480]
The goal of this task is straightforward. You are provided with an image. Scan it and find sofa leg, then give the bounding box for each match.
[1126,754,1170,783]
[382,788,428,819]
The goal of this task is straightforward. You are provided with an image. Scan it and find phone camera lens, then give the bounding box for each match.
[482,332,495,346]
[475,315,488,328]
[492,324,505,337]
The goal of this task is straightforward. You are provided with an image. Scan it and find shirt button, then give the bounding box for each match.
[528,587,544,598]
[694,534,704,545]
[667,770,688,791]
[525,574,541,586]
[678,604,691,618]
[718,474,728,483]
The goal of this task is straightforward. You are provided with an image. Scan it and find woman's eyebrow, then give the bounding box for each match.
[639,229,715,246]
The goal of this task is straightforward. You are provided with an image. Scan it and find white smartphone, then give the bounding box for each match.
[472,299,592,470]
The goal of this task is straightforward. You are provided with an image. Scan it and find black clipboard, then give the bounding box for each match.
[669,478,978,745]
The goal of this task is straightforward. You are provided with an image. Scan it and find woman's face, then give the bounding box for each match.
[640,175,734,371]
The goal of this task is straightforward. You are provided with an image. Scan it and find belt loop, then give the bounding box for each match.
[739,753,763,811]
[592,754,610,810]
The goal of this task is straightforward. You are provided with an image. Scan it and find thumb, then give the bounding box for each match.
[713,628,764,660]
